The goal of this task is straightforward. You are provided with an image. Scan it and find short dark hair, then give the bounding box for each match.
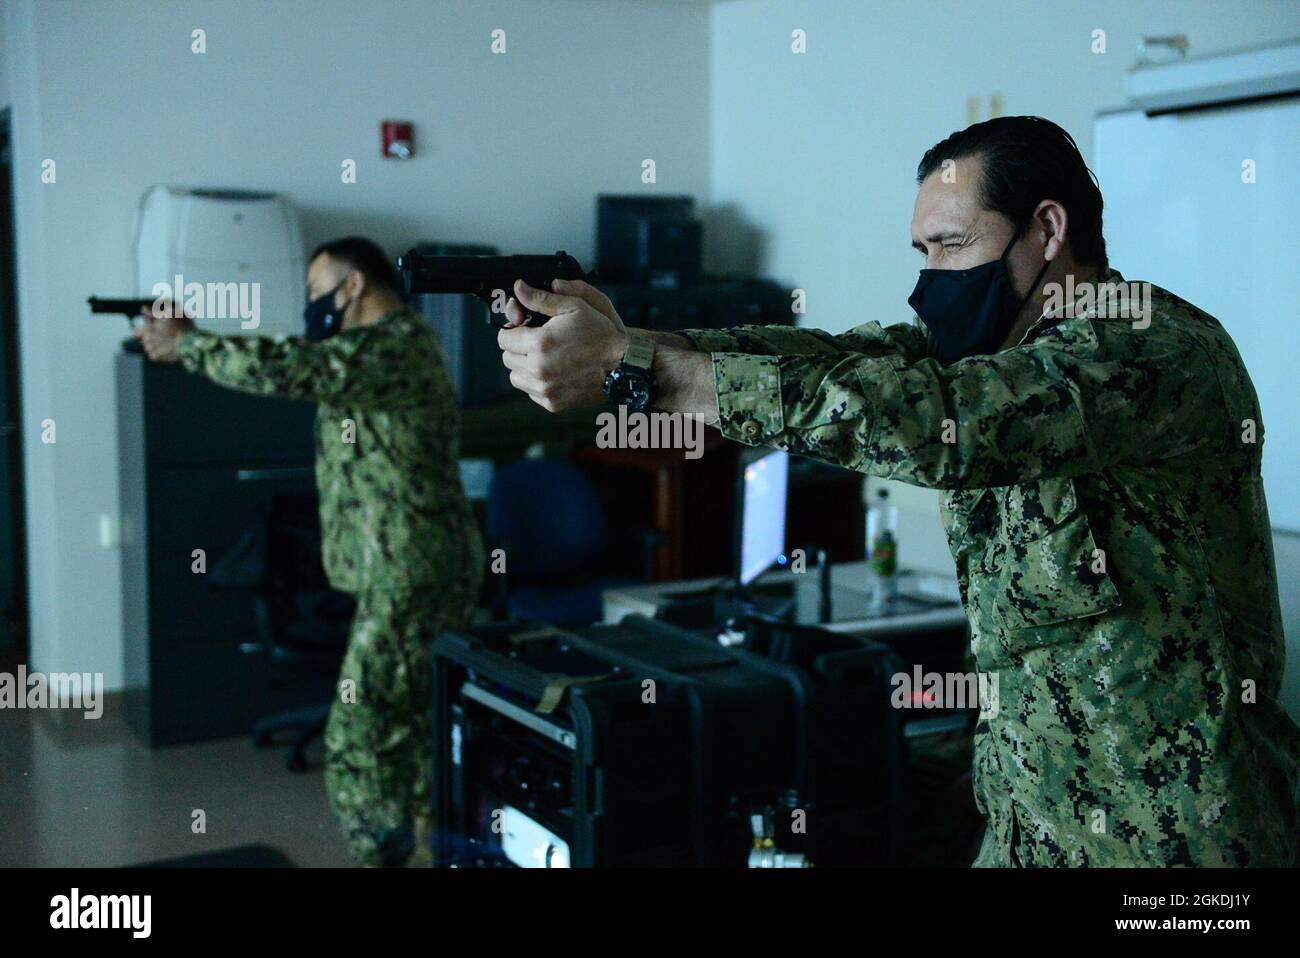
[916,116,1107,268]
[309,236,402,294]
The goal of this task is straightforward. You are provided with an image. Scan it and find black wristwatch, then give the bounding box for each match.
[602,335,658,412]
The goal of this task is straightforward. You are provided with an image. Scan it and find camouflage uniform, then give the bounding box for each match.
[678,268,1300,866]
[179,307,484,866]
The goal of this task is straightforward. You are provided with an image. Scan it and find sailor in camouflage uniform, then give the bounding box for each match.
[135,237,484,866]
[499,118,1299,866]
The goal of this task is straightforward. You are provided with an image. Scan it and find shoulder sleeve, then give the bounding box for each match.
[178,314,431,407]
[708,318,1229,489]
[677,320,932,362]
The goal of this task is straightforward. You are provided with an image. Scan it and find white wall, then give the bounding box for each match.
[5,0,711,687]
[707,0,1300,578]
[0,6,10,110]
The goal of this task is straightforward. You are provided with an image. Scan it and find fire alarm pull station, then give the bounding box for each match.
[382,121,414,159]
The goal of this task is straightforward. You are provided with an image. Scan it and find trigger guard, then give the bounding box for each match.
[490,309,547,328]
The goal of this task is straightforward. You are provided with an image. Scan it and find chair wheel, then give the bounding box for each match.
[254,730,273,748]
[287,751,308,772]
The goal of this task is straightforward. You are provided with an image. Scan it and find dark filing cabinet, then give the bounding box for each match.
[117,353,334,746]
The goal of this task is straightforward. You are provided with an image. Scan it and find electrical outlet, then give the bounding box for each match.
[99,514,121,549]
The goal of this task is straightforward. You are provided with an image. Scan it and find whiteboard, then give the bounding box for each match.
[1095,100,1300,532]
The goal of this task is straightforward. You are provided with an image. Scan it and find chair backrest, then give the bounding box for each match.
[262,493,355,650]
[485,459,608,583]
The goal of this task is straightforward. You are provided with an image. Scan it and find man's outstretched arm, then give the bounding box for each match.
[134,307,422,408]
[674,321,933,364]
[497,278,931,419]
[498,278,1227,489]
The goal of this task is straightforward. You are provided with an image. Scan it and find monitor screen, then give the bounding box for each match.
[738,449,789,586]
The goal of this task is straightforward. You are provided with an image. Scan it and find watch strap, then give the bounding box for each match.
[622,334,656,372]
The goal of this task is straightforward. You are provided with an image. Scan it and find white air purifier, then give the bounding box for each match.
[134,186,305,337]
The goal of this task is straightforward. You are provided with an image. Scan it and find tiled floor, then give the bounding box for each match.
[0,669,353,868]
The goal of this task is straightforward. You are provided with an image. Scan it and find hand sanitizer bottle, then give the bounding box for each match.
[866,488,899,613]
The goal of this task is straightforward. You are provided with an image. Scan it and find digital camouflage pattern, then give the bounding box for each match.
[679,267,1300,866]
[179,308,484,865]
[324,581,478,866]
[178,308,484,595]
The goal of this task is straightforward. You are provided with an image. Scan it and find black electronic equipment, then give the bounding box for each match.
[599,277,794,333]
[433,614,905,867]
[596,194,701,288]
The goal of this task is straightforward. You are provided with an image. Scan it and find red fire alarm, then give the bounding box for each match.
[381,120,414,159]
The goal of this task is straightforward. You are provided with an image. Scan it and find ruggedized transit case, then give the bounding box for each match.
[432,614,904,867]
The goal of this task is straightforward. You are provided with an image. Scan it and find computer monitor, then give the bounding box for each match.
[736,448,790,586]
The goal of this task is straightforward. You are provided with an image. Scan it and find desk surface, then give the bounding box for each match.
[602,560,968,636]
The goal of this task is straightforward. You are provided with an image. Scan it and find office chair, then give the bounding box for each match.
[213,492,355,771]
[485,459,645,627]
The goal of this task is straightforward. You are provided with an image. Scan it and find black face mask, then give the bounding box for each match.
[907,226,1051,364]
[303,280,349,342]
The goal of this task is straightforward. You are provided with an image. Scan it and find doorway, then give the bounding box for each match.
[0,108,28,658]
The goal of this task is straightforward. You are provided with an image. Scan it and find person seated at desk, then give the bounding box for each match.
[134,236,484,867]
[495,117,1300,868]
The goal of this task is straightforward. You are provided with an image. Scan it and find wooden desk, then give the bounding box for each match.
[574,429,730,580]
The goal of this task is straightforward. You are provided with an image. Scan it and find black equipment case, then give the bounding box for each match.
[432,614,905,867]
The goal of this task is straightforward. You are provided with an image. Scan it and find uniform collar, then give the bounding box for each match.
[1013,264,1123,348]
[374,306,410,326]
[336,305,410,338]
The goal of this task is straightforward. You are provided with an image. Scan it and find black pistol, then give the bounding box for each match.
[88,296,156,324]
[89,296,158,353]
[396,250,590,327]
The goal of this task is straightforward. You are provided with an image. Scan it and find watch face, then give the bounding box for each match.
[626,376,652,410]
[603,365,656,411]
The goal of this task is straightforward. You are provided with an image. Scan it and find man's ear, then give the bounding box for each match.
[345,269,366,300]
[1034,199,1069,263]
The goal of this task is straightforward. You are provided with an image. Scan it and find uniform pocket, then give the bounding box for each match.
[979,480,1122,657]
